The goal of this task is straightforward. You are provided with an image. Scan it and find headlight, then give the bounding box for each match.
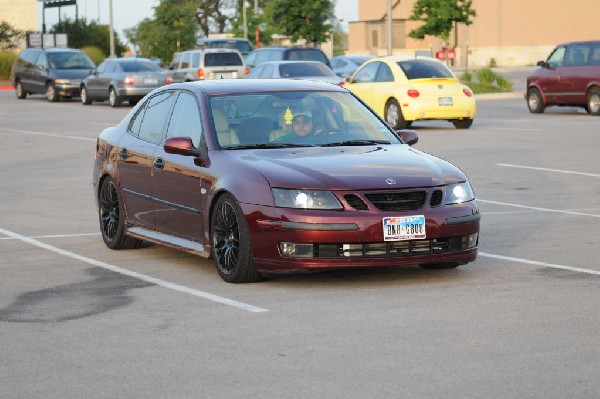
[54,79,71,84]
[272,188,342,210]
[445,181,475,204]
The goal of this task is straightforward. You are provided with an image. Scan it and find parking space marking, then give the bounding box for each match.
[0,232,100,240]
[0,227,270,313]
[0,127,95,142]
[478,199,600,218]
[498,163,600,178]
[479,252,600,276]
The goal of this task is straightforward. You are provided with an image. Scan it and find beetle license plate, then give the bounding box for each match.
[383,215,426,241]
[438,97,453,106]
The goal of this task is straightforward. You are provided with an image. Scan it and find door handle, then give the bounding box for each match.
[119,148,129,160]
[153,158,165,170]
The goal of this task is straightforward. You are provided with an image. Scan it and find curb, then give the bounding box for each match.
[475,92,523,101]
[0,86,14,91]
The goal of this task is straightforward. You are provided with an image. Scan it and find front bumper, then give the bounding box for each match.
[241,201,480,273]
[55,81,81,96]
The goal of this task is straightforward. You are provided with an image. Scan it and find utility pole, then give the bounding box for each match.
[386,0,392,55]
[108,0,115,57]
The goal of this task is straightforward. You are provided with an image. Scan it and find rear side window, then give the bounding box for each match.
[130,91,176,143]
[398,60,453,80]
[204,52,242,67]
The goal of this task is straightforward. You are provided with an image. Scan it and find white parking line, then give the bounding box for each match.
[0,227,269,313]
[0,127,96,142]
[479,252,600,276]
[0,233,100,240]
[498,163,600,178]
[478,199,600,218]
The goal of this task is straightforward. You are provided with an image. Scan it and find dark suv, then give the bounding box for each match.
[244,46,331,70]
[526,41,600,116]
[10,47,96,102]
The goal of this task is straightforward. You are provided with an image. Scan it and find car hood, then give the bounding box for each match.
[226,145,466,190]
[50,69,94,79]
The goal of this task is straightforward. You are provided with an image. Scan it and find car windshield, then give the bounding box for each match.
[120,60,162,72]
[398,59,454,80]
[209,91,402,148]
[278,63,334,77]
[48,52,95,69]
[205,40,252,54]
[286,49,329,64]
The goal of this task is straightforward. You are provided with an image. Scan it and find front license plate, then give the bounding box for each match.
[144,78,158,85]
[383,215,426,241]
[438,97,453,106]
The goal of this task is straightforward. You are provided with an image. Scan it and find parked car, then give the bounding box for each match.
[196,37,254,58]
[525,40,600,116]
[247,60,344,86]
[244,46,332,70]
[330,54,374,78]
[345,56,476,129]
[93,79,480,283]
[168,49,248,82]
[11,47,95,102]
[80,58,173,107]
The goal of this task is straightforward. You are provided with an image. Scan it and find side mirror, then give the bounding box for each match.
[164,137,199,156]
[536,60,547,68]
[397,129,418,147]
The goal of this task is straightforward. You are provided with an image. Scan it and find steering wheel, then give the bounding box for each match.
[314,128,344,136]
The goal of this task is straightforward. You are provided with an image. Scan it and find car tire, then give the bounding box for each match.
[211,193,261,283]
[419,262,461,270]
[587,88,600,116]
[109,87,122,107]
[46,83,59,102]
[384,98,409,129]
[453,118,473,129]
[81,86,92,105]
[98,177,143,250]
[526,88,545,113]
[15,80,27,99]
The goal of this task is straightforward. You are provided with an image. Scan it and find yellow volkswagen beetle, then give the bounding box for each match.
[345,56,476,129]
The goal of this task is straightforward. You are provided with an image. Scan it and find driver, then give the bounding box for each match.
[291,109,315,137]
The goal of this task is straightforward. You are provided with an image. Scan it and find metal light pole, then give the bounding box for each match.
[243,2,249,40]
[386,0,392,55]
[108,0,115,57]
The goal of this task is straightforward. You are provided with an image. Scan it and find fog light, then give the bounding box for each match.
[467,233,478,248]
[279,242,313,258]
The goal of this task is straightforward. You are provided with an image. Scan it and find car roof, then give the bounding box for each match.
[258,60,325,65]
[30,48,82,53]
[198,38,250,42]
[164,78,347,96]
[556,40,600,46]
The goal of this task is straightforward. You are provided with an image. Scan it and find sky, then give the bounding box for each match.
[38,0,359,45]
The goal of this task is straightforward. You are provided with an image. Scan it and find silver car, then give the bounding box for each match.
[168,49,248,82]
[246,61,344,86]
[81,58,172,107]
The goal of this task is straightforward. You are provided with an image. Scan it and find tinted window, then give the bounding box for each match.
[204,52,242,66]
[564,44,590,66]
[167,92,203,147]
[590,44,600,65]
[278,63,333,77]
[20,50,40,66]
[104,62,117,74]
[35,53,48,69]
[202,39,253,54]
[120,60,162,72]
[96,61,108,74]
[192,52,201,68]
[131,91,176,143]
[398,60,453,79]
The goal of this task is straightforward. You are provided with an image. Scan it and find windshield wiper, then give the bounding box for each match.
[225,143,316,150]
[320,140,391,147]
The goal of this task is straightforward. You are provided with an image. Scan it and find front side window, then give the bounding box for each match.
[167,92,203,148]
[547,47,566,68]
[564,45,590,66]
[353,62,379,83]
[35,53,48,69]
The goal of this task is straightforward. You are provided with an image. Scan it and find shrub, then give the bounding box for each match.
[461,70,473,83]
[0,51,17,81]
[488,57,497,68]
[80,45,105,66]
[495,75,513,91]
[476,68,497,86]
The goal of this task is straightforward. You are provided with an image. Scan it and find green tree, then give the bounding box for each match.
[128,0,198,64]
[408,0,476,42]
[268,0,334,45]
[195,0,234,38]
[0,21,25,51]
[228,0,275,46]
[50,18,127,57]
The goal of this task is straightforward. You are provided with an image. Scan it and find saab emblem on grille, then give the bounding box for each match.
[386,178,396,185]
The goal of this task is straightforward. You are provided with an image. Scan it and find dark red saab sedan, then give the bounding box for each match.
[93,79,480,283]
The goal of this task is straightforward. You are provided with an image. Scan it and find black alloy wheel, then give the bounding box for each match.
[211,194,261,283]
[99,177,142,250]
